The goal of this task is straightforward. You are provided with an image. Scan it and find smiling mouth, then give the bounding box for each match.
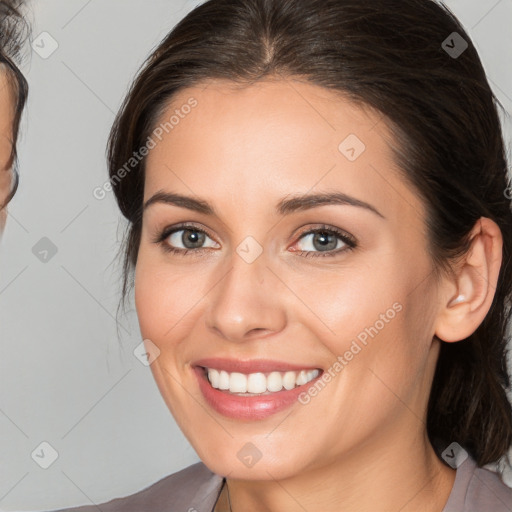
[200,366,321,396]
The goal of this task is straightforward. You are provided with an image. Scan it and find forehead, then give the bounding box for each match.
[143,78,425,223]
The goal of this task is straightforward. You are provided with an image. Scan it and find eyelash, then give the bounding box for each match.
[153,222,357,258]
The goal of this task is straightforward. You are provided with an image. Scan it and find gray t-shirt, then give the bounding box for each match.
[52,455,512,511]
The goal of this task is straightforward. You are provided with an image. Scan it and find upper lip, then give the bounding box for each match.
[193,358,322,374]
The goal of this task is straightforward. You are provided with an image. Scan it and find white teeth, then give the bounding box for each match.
[208,368,219,388]
[247,372,267,393]
[229,372,247,393]
[283,371,296,390]
[218,370,230,390]
[206,368,320,394]
[267,371,283,392]
[296,370,308,386]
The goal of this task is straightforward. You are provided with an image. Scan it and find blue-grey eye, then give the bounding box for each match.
[296,230,347,252]
[167,228,218,250]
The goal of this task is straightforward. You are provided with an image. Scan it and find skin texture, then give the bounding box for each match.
[134,78,503,512]
[0,66,15,234]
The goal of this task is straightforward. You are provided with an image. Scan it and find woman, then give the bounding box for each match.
[55,0,512,510]
[0,0,28,234]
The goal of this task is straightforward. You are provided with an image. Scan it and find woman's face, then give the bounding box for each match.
[0,68,15,233]
[135,78,446,479]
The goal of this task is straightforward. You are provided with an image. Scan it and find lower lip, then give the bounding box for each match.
[193,366,322,420]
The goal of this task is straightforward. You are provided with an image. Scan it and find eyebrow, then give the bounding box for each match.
[143,190,385,218]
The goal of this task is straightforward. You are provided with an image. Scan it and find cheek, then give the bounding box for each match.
[303,256,435,391]
[134,251,177,342]
[293,260,407,355]
[134,252,208,346]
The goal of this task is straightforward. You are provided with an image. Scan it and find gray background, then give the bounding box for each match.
[0,0,511,510]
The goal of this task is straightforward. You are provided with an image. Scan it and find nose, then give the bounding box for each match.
[204,249,287,343]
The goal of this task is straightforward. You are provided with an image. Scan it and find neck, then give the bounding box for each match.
[223,429,456,512]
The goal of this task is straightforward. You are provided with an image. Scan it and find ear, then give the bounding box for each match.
[434,217,503,343]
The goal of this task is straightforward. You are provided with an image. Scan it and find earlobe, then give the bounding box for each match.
[434,217,503,343]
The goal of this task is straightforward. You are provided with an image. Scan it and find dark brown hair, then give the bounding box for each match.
[108,0,512,466]
[0,0,29,210]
